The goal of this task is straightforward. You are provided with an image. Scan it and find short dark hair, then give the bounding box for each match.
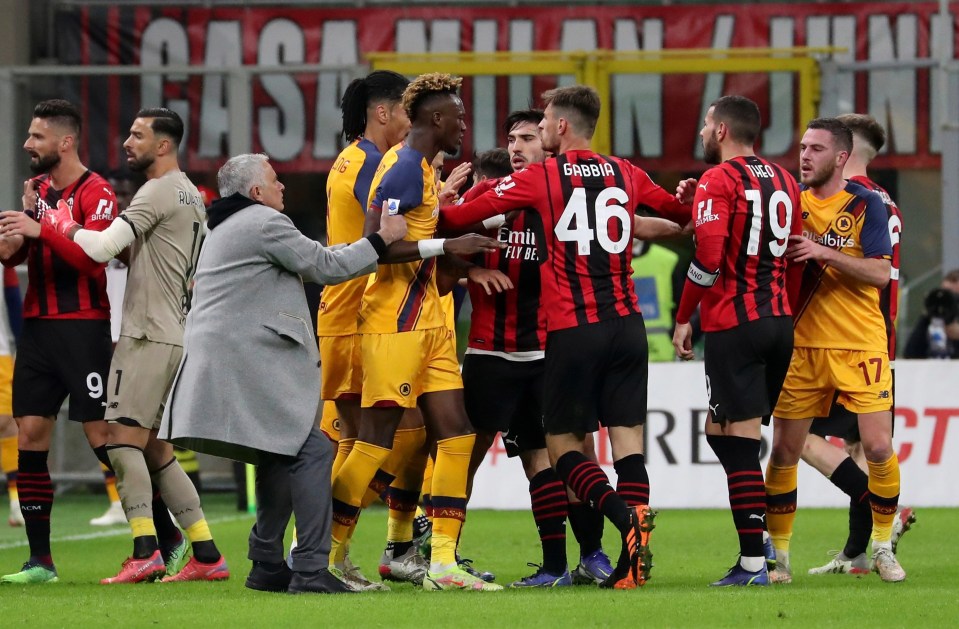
[136,107,184,146]
[503,109,544,137]
[472,148,512,181]
[541,85,600,138]
[340,70,410,141]
[710,95,761,146]
[33,99,82,138]
[806,117,853,153]
[836,113,886,154]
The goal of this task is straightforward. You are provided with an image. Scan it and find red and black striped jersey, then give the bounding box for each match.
[3,171,116,319]
[678,156,803,332]
[459,179,547,355]
[850,175,902,360]
[442,150,690,332]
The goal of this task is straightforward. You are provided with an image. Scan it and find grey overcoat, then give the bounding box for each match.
[158,202,378,464]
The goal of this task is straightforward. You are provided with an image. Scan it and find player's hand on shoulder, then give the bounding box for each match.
[467,266,514,296]
[378,211,408,244]
[444,233,504,256]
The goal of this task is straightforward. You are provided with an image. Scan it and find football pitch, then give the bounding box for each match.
[0,494,955,628]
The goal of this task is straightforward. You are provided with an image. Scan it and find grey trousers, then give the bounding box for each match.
[247,427,333,572]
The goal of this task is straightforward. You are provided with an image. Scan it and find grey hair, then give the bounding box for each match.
[217,153,270,198]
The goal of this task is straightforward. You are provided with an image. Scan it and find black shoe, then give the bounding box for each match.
[287,568,357,594]
[245,561,293,593]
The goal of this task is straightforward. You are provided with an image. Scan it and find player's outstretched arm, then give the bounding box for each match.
[785,234,890,288]
[43,199,135,264]
[634,215,685,241]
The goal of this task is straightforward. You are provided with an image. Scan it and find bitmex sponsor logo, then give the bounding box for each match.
[695,214,719,228]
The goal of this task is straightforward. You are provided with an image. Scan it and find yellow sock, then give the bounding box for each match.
[0,436,17,501]
[867,454,900,543]
[330,441,391,557]
[422,456,434,504]
[185,519,213,543]
[386,428,428,543]
[332,438,355,481]
[130,516,156,539]
[100,463,121,503]
[765,463,798,555]
[362,427,428,537]
[421,455,434,524]
[430,434,475,567]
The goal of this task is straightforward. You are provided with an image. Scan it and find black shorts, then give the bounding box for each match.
[810,370,898,442]
[703,316,793,425]
[462,353,545,457]
[810,397,860,441]
[543,314,648,436]
[13,318,112,422]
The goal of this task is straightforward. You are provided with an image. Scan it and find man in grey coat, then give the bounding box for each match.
[158,153,408,594]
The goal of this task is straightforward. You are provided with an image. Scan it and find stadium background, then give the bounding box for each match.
[0,0,955,508]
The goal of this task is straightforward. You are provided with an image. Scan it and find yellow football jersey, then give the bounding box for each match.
[318,139,383,336]
[358,143,445,334]
[794,181,892,352]
[440,292,456,335]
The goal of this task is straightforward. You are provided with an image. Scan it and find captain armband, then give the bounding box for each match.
[686,258,719,287]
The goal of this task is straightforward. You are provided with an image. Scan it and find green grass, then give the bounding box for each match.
[1,494,956,628]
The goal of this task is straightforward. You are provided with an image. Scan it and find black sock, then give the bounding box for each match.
[828,457,871,557]
[152,487,183,548]
[386,540,413,558]
[613,453,650,506]
[192,540,221,563]
[18,450,54,565]
[133,534,160,559]
[567,501,604,558]
[554,451,630,534]
[529,468,568,574]
[707,434,765,559]
[92,445,113,471]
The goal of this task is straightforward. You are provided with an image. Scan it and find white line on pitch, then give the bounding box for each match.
[0,514,251,551]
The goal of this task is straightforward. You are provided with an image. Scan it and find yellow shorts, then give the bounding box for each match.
[0,355,12,416]
[775,347,893,419]
[361,327,462,408]
[318,400,341,442]
[319,334,362,401]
